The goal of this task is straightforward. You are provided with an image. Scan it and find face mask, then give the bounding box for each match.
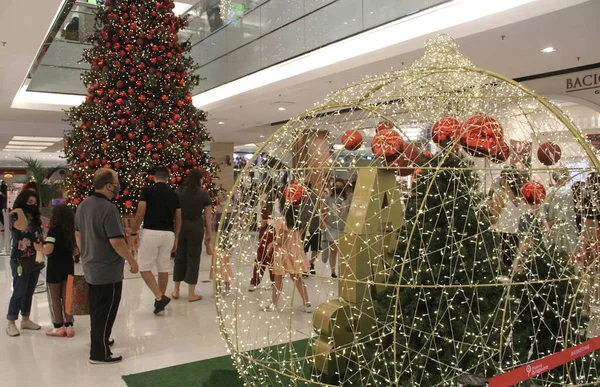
[112,184,121,198]
[25,205,39,216]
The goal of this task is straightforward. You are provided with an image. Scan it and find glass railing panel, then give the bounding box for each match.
[363,0,445,29]
[226,40,262,83]
[197,57,228,93]
[27,66,86,95]
[261,19,305,68]
[259,0,304,35]
[198,28,227,66]
[304,0,336,13]
[305,0,362,52]
[225,6,262,53]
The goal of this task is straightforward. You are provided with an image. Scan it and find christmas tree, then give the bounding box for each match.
[349,153,508,385]
[64,0,218,213]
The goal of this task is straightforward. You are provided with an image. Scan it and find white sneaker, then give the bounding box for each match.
[260,302,277,312]
[248,285,257,292]
[6,324,20,337]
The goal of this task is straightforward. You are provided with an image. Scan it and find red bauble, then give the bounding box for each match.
[171,164,179,172]
[115,133,122,141]
[142,135,149,142]
[490,141,510,163]
[145,143,153,151]
[537,141,562,166]
[284,183,306,205]
[432,116,462,146]
[127,132,135,140]
[114,162,121,169]
[342,130,363,151]
[116,80,124,88]
[116,98,124,106]
[156,144,164,151]
[125,200,133,209]
[79,153,86,160]
[173,114,181,122]
[152,153,160,161]
[521,181,546,205]
[161,95,169,102]
[148,102,155,109]
[147,121,155,129]
[138,95,147,103]
[371,129,404,159]
[461,114,505,157]
[377,120,394,132]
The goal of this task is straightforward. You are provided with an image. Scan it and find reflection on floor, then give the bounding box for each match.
[0,247,337,387]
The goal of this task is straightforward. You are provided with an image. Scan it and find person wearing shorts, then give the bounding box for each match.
[132,167,181,314]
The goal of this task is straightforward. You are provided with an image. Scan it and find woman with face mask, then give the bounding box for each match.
[6,190,44,337]
[322,179,350,278]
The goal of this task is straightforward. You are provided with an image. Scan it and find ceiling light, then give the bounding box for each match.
[218,121,225,125]
[3,149,42,153]
[260,135,265,138]
[278,107,287,111]
[540,46,556,53]
[5,145,49,150]
[194,0,537,108]
[8,141,54,146]
[12,136,63,142]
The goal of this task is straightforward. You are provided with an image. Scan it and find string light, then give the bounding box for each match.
[212,34,600,386]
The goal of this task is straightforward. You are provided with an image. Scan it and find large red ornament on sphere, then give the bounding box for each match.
[521,181,546,205]
[461,114,505,158]
[371,129,404,159]
[388,154,414,176]
[432,116,462,146]
[342,130,363,151]
[537,141,562,166]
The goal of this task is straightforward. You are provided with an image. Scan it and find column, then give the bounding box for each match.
[210,142,234,191]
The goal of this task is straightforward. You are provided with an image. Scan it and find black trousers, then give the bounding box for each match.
[498,232,520,268]
[89,281,122,361]
[174,220,204,285]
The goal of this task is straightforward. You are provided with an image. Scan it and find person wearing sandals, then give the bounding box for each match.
[6,190,44,337]
[173,169,213,302]
[42,204,77,337]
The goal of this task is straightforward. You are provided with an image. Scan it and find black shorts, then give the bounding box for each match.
[304,231,322,253]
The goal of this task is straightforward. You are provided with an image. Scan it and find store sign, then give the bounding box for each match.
[566,72,600,94]
[520,68,600,107]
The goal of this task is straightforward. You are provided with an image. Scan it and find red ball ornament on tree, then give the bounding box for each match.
[371,129,404,159]
[537,141,562,166]
[161,95,169,102]
[125,200,133,209]
[152,153,160,161]
[145,143,153,151]
[284,183,306,205]
[116,80,124,89]
[342,130,363,151]
[114,162,121,169]
[521,181,546,205]
[138,95,146,103]
[128,132,135,140]
[432,116,462,146]
[389,154,414,177]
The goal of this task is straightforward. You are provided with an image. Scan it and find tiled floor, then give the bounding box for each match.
[0,247,336,387]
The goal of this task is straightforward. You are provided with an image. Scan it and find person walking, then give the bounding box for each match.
[173,169,213,302]
[6,190,44,337]
[300,183,322,277]
[322,179,350,278]
[42,204,77,337]
[249,191,275,291]
[132,167,181,314]
[75,168,139,364]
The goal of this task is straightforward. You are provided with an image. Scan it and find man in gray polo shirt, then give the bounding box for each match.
[75,168,138,364]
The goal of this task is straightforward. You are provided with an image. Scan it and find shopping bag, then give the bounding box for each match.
[65,274,90,315]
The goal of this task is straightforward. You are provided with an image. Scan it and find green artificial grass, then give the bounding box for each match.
[122,339,321,387]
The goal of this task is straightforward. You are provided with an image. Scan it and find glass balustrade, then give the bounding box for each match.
[26,0,448,96]
[187,0,449,94]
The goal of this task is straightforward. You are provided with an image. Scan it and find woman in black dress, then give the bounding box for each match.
[42,204,76,337]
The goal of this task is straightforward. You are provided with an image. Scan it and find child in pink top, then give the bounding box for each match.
[262,207,311,313]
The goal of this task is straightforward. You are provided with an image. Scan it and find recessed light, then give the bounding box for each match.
[218,121,225,125]
[278,107,286,111]
[541,46,556,53]
[9,141,54,146]
[12,136,62,142]
[260,135,265,138]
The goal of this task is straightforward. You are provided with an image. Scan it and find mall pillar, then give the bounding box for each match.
[210,142,234,191]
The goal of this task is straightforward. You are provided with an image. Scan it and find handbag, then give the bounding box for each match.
[65,274,90,315]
